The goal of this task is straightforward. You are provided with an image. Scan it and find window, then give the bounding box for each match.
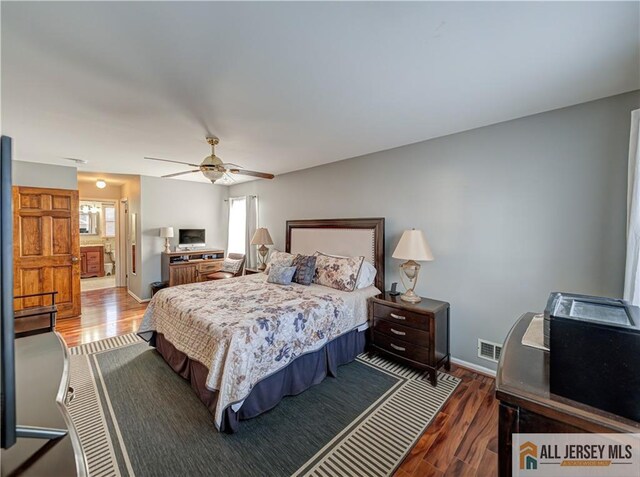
[103,205,116,237]
[227,197,246,254]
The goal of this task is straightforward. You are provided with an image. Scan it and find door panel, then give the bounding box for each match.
[20,217,42,256]
[13,187,81,319]
[52,217,71,254]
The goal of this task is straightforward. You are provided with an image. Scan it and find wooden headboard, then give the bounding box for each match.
[285,218,385,292]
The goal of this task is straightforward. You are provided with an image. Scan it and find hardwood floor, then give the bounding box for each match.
[57,287,147,347]
[58,287,499,476]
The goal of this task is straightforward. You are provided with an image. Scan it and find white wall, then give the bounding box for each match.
[12,160,77,189]
[139,176,228,300]
[231,90,640,370]
[78,181,123,201]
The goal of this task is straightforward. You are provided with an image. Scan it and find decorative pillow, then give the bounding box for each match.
[313,252,364,292]
[356,260,377,289]
[221,257,243,274]
[265,250,295,273]
[291,254,317,286]
[267,265,297,285]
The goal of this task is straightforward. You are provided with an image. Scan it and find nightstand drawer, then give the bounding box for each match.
[373,303,429,330]
[373,318,429,346]
[373,332,430,363]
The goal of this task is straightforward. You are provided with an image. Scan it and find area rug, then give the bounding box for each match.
[68,334,460,477]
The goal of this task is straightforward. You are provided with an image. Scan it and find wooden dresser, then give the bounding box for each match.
[496,313,640,477]
[79,245,104,278]
[369,292,450,385]
[161,249,225,287]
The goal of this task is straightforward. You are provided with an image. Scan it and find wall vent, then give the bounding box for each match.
[478,339,502,363]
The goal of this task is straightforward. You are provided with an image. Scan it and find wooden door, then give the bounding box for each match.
[13,187,81,319]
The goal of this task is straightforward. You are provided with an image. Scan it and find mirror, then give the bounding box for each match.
[79,201,100,235]
[131,213,137,275]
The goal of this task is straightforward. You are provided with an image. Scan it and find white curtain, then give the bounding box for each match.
[227,195,258,267]
[245,196,258,268]
[624,109,640,304]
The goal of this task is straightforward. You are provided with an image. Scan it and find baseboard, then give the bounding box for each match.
[127,289,151,303]
[450,357,496,377]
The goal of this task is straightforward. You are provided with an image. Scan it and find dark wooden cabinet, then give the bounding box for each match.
[80,245,104,278]
[496,313,640,477]
[368,293,450,386]
[161,250,224,287]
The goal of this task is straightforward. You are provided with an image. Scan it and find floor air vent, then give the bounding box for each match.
[478,339,502,363]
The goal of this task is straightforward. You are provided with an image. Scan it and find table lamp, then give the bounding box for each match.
[160,227,174,253]
[392,229,434,303]
[250,228,273,271]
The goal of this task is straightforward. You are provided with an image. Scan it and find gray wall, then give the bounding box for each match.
[139,176,228,300]
[231,91,640,370]
[12,160,77,189]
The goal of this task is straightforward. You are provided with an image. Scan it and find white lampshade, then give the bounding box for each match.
[250,227,273,245]
[160,227,174,238]
[392,229,434,261]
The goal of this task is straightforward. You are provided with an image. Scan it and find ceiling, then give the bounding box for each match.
[2,2,639,184]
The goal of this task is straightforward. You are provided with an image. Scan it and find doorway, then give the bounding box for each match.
[79,199,119,292]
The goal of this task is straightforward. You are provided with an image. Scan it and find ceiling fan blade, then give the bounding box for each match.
[228,169,274,179]
[162,170,200,178]
[145,157,200,168]
[222,172,236,183]
[221,162,242,169]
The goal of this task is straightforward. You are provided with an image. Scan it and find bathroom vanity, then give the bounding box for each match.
[80,245,104,278]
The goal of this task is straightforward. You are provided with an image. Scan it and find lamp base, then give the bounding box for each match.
[400,288,422,303]
[164,238,171,254]
[257,245,269,271]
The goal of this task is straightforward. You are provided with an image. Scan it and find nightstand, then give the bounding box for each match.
[369,292,450,385]
[244,268,262,275]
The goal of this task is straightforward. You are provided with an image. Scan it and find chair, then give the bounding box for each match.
[206,253,246,281]
[14,291,58,338]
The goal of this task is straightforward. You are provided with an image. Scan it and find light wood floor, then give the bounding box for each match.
[58,287,499,477]
[57,287,148,347]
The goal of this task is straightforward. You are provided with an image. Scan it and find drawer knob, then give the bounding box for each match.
[390,343,406,352]
[390,328,406,336]
[390,313,406,321]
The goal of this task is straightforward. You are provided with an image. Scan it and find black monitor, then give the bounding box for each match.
[179,229,206,247]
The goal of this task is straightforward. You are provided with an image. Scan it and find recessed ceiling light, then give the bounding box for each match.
[96,179,107,189]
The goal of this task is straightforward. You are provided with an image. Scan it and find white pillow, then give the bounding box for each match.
[265,250,295,273]
[315,251,377,289]
[356,260,377,289]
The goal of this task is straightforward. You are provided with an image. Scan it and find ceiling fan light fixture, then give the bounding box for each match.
[202,169,224,182]
[96,179,107,189]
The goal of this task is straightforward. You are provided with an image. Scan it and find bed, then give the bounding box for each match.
[138,218,385,432]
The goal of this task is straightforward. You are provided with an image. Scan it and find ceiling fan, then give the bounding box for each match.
[144,137,274,184]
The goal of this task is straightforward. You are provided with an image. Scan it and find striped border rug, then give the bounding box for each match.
[68,333,460,477]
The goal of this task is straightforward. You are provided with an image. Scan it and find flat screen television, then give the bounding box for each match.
[1,136,16,449]
[179,228,206,248]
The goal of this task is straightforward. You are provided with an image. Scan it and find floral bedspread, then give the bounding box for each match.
[138,273,379,429]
